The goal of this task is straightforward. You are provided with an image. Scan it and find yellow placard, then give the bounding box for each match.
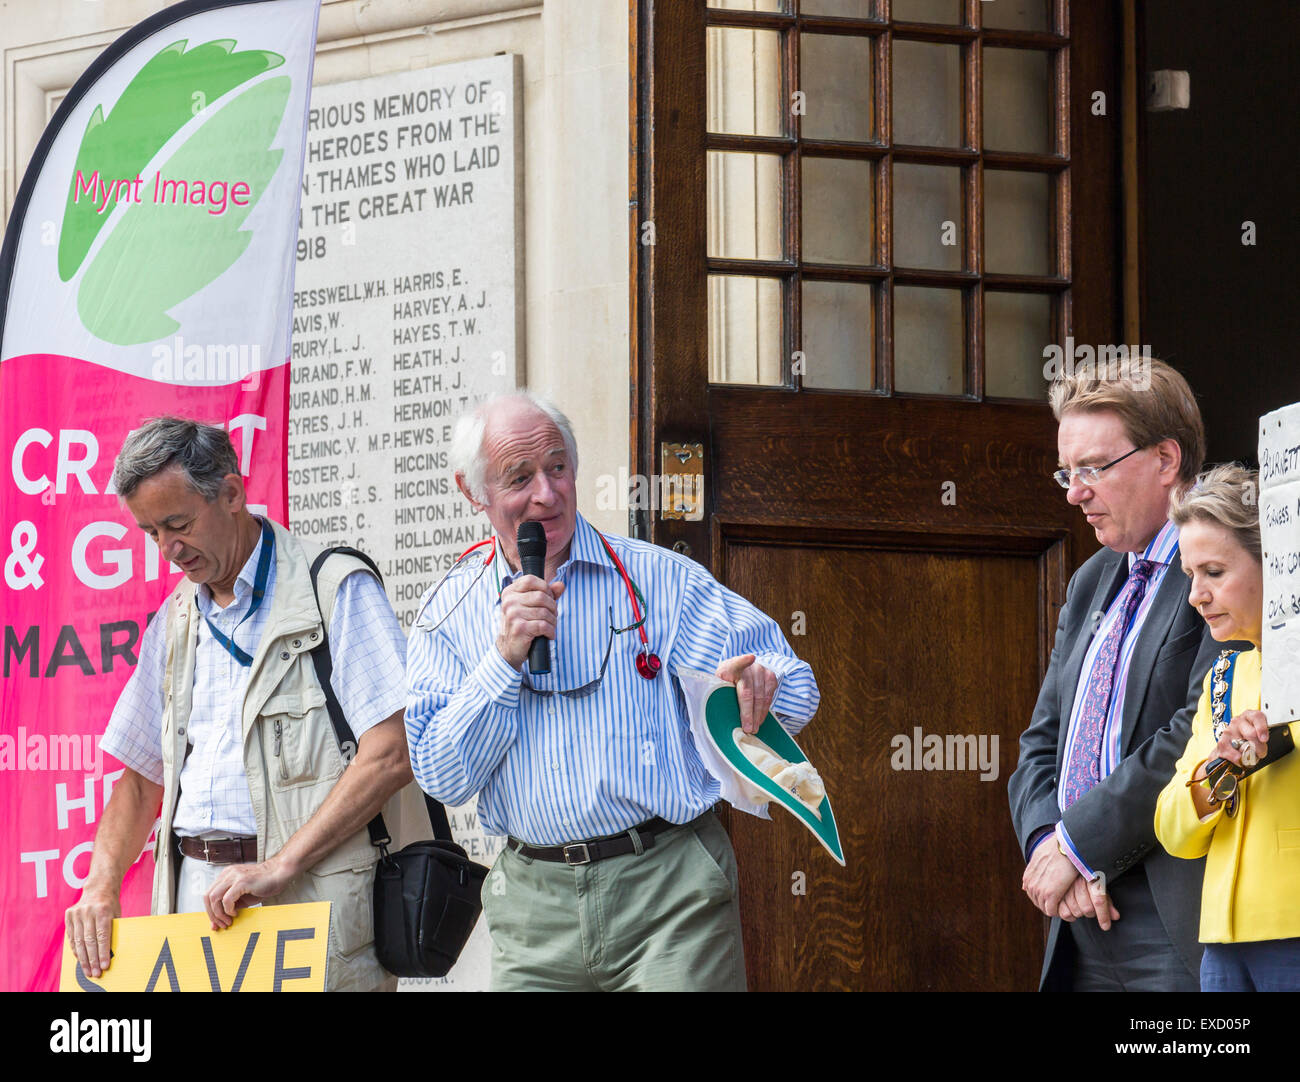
[59,902,331,992]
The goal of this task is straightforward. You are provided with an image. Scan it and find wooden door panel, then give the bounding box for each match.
[634,0,1119,991]
[711,388,1079,530]
[722,535,1047,990]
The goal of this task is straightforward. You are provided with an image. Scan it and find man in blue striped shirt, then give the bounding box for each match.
[404,392,820,990]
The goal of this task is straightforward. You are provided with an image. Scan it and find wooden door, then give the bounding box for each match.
[633,0,1118,990]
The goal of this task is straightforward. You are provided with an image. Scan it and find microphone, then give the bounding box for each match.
[516,521,550,674]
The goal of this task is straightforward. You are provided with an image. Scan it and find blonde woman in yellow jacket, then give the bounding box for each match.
[1155,464,1300,991]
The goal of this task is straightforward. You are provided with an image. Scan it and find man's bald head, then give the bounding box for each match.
[450,391,578,505]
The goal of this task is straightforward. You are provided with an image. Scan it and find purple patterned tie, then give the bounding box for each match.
[1061,559,1157,808]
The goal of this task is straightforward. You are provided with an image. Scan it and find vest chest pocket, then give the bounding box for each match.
[263,687,331,787]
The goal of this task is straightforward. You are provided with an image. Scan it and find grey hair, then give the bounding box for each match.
[1168,463,1260,562]
[450,391,578,503]
[113,416,240,501]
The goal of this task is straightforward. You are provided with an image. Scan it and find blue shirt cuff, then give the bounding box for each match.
[471,646,523,709]
[1056,822,1097,879]
[759,654,818,725]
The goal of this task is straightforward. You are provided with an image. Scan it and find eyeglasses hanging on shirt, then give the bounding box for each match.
[522,606,620,699]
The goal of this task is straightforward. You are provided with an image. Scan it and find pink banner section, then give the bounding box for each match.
[0,353,288,991]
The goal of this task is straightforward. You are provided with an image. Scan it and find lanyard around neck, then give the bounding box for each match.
[203,518,275,667]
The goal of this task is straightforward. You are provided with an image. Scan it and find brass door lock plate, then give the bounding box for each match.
[659,442,704,521]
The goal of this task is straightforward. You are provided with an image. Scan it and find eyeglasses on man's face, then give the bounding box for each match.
[1053,445,1146,489]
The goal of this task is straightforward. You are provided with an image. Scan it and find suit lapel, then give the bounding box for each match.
[1118,547,1185,754]
[1057,550,1129,767]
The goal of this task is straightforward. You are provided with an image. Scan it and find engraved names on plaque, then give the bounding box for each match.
[290,55,522,628]
[288,56,524,993]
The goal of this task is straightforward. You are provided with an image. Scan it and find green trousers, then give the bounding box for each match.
[480,810,747,991]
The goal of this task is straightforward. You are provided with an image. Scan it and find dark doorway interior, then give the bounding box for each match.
[1141,0,1300,466]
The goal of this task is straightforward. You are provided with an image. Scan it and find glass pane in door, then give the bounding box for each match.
[985,291,1051,399]
[803,157,874,264]
[709,0,788,11]
[892,40,963,146]
[894,286,964,394]
[981,0,1050,32]
[800,33,874,142]
[893,163,963,270]
[802,280,874,390]
[802,0,876,18]
[709,275,785,385]
[707,27,785,136]
[708,151,785,261]
[983,47,1051,154]
[985,169,1050,275]
[891,0,962,25]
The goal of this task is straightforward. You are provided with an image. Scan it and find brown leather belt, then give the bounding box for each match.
[178,835,258,865]
[507,816,679,866]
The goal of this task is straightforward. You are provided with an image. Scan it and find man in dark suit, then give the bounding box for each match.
[1009,359,1218,991]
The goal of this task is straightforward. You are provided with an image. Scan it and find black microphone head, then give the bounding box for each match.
[516,521,547,561]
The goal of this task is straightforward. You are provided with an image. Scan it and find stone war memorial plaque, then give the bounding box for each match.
[290,56,524,992]
[1260,402,1300,726]
[291,55,522,623]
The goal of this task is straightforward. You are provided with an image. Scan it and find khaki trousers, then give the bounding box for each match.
[481,810,747,991]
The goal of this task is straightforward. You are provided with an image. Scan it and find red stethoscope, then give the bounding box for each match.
[422,531,662,679]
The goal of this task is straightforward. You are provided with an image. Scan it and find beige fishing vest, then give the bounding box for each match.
[153,519,394,991]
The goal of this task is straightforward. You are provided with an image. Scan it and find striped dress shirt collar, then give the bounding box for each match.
[495,515,612,592]
[1129,516,1180,572]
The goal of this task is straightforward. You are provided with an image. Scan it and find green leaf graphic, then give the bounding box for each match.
[76,76,290,346]
[58,38,284,282]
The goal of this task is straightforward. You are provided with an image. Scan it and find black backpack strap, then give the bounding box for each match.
[307,548,453,847]
[424,792,451,841]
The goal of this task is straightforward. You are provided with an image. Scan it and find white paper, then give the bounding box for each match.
[1259,402,1300,724]
[674,668,771,819]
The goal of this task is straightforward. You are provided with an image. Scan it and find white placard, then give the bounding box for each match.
[290,57,524,993]
[1259,402,1300,724]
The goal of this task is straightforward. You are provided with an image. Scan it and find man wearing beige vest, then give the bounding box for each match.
[64,417,411,991]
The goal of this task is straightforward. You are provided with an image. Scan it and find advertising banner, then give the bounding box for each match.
[0,0,321,990]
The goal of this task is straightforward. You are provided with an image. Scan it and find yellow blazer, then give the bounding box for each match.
[1155,648,1300,943]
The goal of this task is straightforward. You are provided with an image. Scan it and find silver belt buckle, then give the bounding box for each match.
[562,842,591,866]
